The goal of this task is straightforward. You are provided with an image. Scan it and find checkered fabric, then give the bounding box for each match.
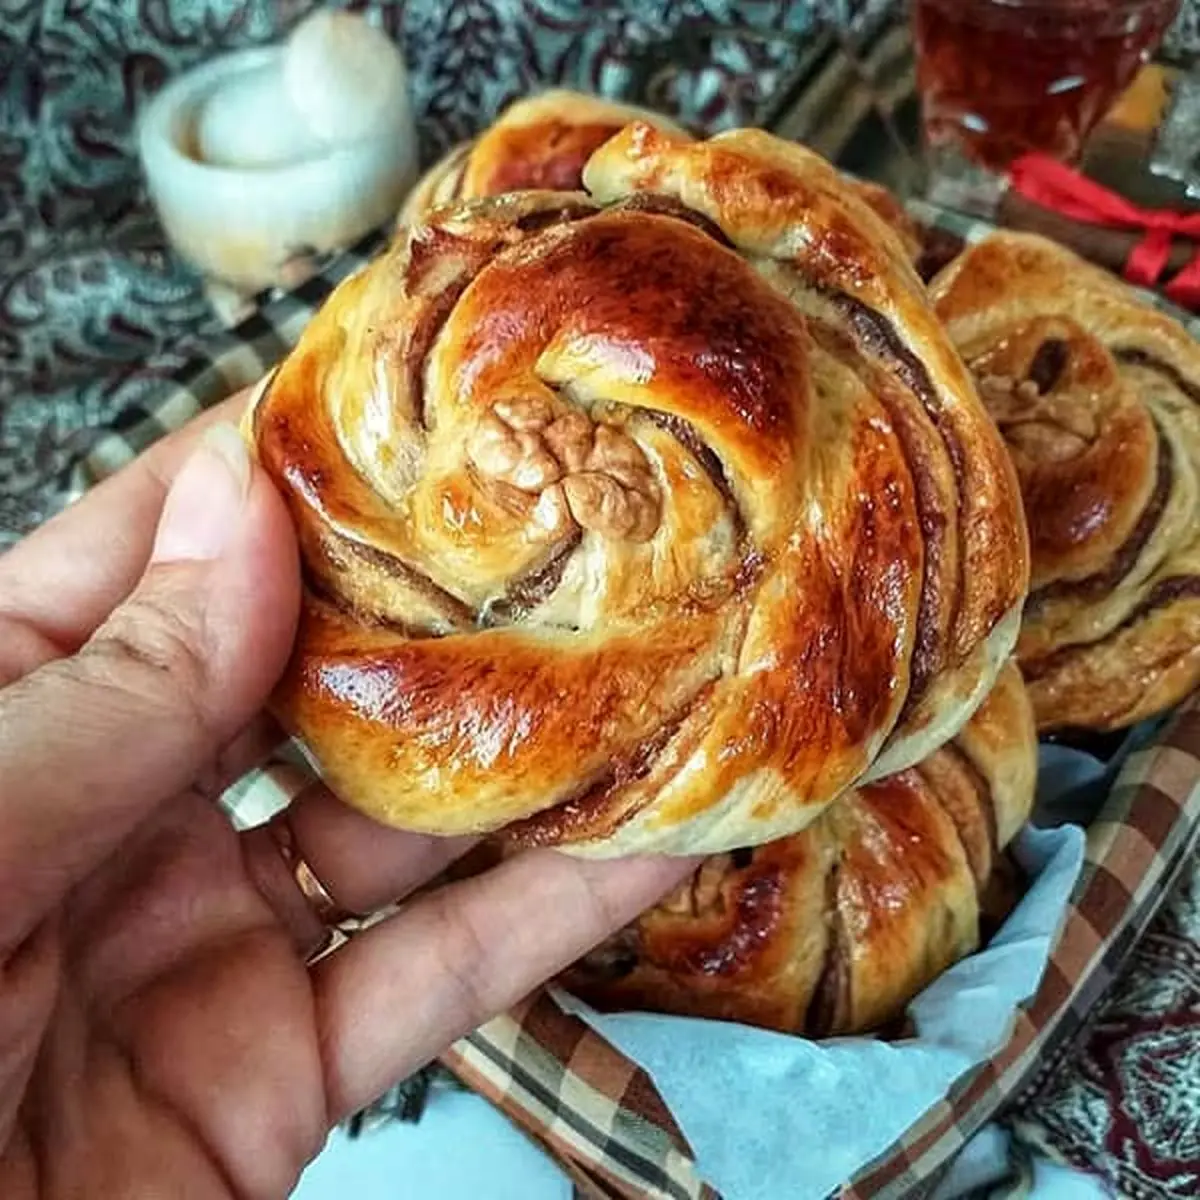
[69,238,383,491]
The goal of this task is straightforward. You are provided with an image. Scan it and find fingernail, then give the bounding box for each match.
[152,423,252,563]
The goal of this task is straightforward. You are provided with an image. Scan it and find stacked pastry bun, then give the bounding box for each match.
[567,659,1035,1035]
[398,92,1200,744]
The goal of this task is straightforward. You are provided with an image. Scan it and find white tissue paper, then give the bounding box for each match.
[552,742,1118,1200]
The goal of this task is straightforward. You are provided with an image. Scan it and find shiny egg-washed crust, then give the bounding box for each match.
[247,123,1028,857]
[931,232,1200,732]
[398,88,924,263]
[566,660,1036,1035]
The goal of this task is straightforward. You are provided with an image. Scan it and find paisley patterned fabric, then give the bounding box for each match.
[1012,855,1200,1198]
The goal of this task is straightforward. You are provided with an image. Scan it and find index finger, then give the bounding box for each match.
[0,391,251,663]
[313,848,696,1120]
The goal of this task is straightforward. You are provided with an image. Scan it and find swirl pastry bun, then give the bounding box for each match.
[931,232,1200,732]
[399,88,924,261]
[247,123,1028,856]
[566,659,1036,1034]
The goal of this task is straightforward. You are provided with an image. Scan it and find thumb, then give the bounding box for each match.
[0,425,299,952]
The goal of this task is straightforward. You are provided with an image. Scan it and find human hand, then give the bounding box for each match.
[0,393,691,1198]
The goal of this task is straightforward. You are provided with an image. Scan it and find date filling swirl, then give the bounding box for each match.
[250,126,1027,857]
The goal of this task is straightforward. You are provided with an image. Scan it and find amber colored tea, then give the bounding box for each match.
[914,0,1179,172]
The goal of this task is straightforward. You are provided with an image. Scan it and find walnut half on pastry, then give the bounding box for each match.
[931,232,1200,732]
[565,659,1036,1035]
[245,123,1028,857]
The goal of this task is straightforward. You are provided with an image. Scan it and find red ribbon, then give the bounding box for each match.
[1008,153,1200,310]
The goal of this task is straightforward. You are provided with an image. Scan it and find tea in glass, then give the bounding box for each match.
[913,0,1180,212]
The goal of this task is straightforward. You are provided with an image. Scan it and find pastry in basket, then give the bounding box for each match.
[565,659,1036,1035]
[399,87,924,261]
[931,231,1200,733]
[244,122,1029,856]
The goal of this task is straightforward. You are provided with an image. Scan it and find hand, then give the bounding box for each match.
[0,393,691,1199]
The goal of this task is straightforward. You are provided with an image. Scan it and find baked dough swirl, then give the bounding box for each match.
[247,123,1028,856]
[932,232,1200,732]
[566,659,1035,1034]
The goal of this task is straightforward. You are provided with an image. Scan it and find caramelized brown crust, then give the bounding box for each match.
[846,179,923,263]
[397,91,687,228]
[247,126,1027,856]
[565,660,1036,1034]
[931,232,1200,732]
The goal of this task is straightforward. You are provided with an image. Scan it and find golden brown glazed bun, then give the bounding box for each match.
[246,122,1028,856]
[399,88,924,261]
[566,660,1036,1035]
[931,232,1200,732]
